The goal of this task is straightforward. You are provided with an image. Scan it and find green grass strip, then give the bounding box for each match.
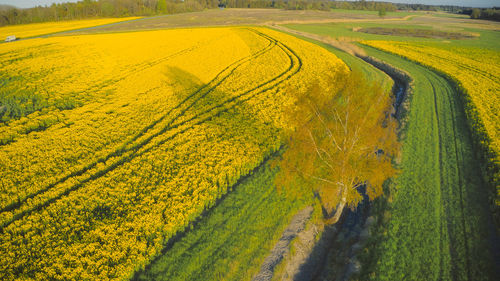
[134,162,315,281]
[360,45,496,281]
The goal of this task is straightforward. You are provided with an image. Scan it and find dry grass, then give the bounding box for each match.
[68,8,404,35]
[271,24,366,57]
[355,27,479,40]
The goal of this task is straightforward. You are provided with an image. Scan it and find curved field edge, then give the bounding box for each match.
[259,27,398,281]
[0,27,297,279]
[0,27,347,281]
[133,160,320,281]
[127,27,335,280]
[276,22,497,280]
[133,27,396,281]
[361,41,499,216]
[266,26,393,91]
[355,45,497,281]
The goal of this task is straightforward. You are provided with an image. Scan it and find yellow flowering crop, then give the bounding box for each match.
[0,17,141,40]
[0,27,345,280]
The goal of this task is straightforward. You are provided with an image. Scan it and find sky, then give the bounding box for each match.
[0,0,498,9]
[0,0,78,8]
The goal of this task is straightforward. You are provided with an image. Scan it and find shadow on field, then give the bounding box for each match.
[131,66,294,280]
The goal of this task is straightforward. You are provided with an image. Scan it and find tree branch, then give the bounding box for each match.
[311,103,342,151]
[307,129,334,170]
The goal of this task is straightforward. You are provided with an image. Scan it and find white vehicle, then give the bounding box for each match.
[5,35,17,42]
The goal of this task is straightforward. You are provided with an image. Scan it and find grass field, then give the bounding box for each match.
[360,46,495,281]
[362,41,499,190]
[64,8,409,35]
[283,14,499,281]
[269,27,393,88]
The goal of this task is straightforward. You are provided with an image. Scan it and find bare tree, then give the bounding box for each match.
[275,69,399,224]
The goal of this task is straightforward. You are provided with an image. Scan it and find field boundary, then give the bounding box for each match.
[130,148,286,280]
[361,43,499,225]
[261,27,415,281]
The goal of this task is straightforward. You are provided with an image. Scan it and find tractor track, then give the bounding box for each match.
[428,71,449,280]
[0,31,274,215]
[434,70,472,281]
[0,34,226,144]
[0,28,302,233]
[361,46,495,280]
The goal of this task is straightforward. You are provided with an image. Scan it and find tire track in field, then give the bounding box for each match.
[433,71,472,281]
[0,30,275,221]
[428,72,463,281]
[427,68,473,280]
[0,28,302,232]
[132,29,302,159]
[417,68,471,280]
[427,75,446,280]
[0,30,276,214]
[362,47,496,280]
[0,35,225,144]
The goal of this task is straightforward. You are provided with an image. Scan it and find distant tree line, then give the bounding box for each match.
[393,3,464,12]
[0,0,218,26]
[392,3,500,16]
[1,0,497,26]
[218,0,396,12]
[464,7,500,22]
[0,0,398,26]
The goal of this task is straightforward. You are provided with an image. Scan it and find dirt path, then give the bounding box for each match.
[252,206,313,281]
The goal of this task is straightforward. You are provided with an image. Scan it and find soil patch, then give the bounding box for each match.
[355,27,478,39]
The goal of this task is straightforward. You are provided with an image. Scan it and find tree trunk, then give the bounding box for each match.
[325,197,346,225]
